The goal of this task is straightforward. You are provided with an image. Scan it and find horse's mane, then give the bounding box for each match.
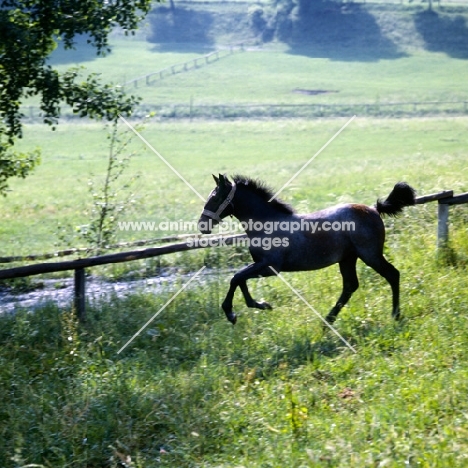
[232,175,295,214]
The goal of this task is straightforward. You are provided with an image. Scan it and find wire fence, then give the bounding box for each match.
[23,100,468,121]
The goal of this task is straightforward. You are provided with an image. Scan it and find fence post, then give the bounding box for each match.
[437,202,449,248]
[74,268,86,322]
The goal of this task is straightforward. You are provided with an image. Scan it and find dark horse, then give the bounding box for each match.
[198,174,416,325]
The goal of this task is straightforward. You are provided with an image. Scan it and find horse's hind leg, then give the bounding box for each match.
[326,256,359,324]
[362,255,401,320]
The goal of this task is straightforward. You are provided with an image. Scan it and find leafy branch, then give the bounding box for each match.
[76,119,144,254]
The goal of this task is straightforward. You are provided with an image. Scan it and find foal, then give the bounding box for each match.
[198,174,416,325]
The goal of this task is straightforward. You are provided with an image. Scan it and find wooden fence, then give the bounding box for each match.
[23,101,468,122]
[0,190,467,320]
[415,190,468,248]
[123,45,244,88]
[0,234,247,321]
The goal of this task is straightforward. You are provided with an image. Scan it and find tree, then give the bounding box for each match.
[0,0,157,195]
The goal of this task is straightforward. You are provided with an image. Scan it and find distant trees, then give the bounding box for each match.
[0,0,157,195]
[273,0,345,15]
[269,0,349,38]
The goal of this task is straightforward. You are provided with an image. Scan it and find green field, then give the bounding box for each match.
[1,180,468,467]
[3,117,468,256]
[44,38,468,109]
[2,114,468,466]
[2,3,468,466]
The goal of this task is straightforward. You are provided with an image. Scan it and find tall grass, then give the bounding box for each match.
[1,214,467,466]
[1,115,468,466]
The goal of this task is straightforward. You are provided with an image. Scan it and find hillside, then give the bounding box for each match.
[147,1,468,59]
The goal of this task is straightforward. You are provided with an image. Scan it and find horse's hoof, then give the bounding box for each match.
[322,316,336,331]
[226,313,237,325]
[257,301,272,310]
[392,307,401,321]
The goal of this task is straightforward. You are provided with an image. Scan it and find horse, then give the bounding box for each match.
[198,174,416,325]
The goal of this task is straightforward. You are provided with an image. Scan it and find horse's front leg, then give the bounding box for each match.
[239,282,273,311]
[222,261,276,324]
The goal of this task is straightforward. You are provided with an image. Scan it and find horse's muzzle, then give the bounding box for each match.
[198,215,213,234]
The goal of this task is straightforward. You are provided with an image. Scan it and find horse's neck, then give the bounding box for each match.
[233,188,287,225]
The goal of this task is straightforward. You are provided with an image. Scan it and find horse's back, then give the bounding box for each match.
[280,203,385,271]
[305,203,386,260]
[302,203,383,233]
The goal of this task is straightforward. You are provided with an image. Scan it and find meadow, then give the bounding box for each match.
[1,114,468,467]
[1,10,468,467]
[45,38,468,108]
[4,117,468,257]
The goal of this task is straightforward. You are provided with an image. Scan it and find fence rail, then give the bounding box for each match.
[123,45,244,88]
[0,234,247,321]
[0,234,246,281]
[0,233,215,264]
[415,190,468,249]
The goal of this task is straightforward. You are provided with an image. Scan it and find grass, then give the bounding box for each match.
[44,37,468,109]
[1,115,467,466]
[2,5,468,465]
[3,116,468,257]
[1,221,468,466]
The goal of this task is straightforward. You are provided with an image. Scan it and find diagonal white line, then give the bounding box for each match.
[117,265,206,354]
[118,114,206,202]
[268,266,357,353]
[268,115,356,202]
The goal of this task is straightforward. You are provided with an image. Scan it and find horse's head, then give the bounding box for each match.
[198,174,236,234]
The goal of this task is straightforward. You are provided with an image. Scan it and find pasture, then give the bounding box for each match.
[1,17,468,468]
[2,115,468,467]
[45,38,468,108]
[4,117,468,257]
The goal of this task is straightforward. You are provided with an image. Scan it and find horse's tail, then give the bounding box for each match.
[376,182,416,217]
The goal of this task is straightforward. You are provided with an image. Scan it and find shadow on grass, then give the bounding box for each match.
[414,9,468,59]
[48,34,99,65]
[149,42,216,54]
[286,3,406,62]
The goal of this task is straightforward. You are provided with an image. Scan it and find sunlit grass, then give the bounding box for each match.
[3,116,467,256]
[1,220,467,466]
[46,37,468,108]
[2,16,468,465]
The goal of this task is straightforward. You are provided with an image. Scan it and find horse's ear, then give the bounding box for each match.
[219,173,231,186]
[212,174,219,185]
